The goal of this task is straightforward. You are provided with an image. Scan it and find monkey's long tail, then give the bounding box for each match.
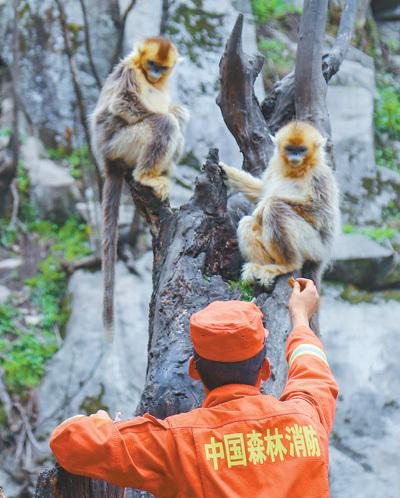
[102,166,124,340]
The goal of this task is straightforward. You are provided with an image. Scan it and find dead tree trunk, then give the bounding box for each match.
[0,0,19,218]
[35,1,357,496]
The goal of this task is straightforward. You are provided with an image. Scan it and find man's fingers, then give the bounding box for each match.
[91,410,112,420]
[296,277,314,287]
[292,281,301,293]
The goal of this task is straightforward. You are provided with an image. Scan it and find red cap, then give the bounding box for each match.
[190,300,268,362]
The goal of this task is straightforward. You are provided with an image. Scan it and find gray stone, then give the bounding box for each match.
[21,137,80,223]
[0,0,119,146]
[0,136,9,151]
[0,285,10,304]
[329,447,389,498]
[35,256,151,445]
[76,200,134,228]
[327,48,378,224]
[325,233,396,288]
[0,469,22,498]
[0,258,22,270]
[322,285,400,498]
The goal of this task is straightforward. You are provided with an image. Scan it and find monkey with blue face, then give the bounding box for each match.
[91,37,189,337]
[220,121,340,288]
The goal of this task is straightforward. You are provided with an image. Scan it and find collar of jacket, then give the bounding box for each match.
[202,384,261,408]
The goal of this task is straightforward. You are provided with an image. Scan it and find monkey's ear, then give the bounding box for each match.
[176,56,185,64]
[319,136,328,148]
[133,40,145,55]
[269,133,277,145]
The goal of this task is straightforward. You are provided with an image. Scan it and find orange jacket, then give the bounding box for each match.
[50,325,338,497]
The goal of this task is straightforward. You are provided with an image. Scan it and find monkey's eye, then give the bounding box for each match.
[285,146,308,154]
[147,60,169,73]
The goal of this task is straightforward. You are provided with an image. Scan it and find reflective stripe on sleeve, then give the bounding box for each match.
[288,343,329,368]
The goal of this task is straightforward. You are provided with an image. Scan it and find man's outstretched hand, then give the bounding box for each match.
[288,278,320,329]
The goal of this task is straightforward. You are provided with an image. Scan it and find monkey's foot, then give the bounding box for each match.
[137,176,170,201]
[241,263,276,289]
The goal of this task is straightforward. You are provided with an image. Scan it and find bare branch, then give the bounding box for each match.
[9,179,19,227]
[262,0,358,133]
[109,0,138,71]
[55,0,103,198]
[78,0,102,89]
[322,0,358,80]
[217,14,273,176]
[0,0,19,217]
[295,0,330,133]
[61,254,101,274]
[160,0,170,35]
[0,368,12,422]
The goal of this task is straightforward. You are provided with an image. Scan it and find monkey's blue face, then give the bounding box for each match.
[284,145,308,165]
[145,60,170,82]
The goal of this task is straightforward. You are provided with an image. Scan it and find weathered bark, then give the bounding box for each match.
[34,466,125,498]
[35,1,356,496]
[216,15,272,176]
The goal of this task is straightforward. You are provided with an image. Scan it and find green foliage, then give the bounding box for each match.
[16,160,38,222]
[0,220,17,248]
[0,127,12,137]
[26,218,92,329]
[47,145,92,179]
[258,37,294,87]
[229,280,254,302]
[17,160,29,195]
[251,0,301,24]
[25,256,69,330]
[179,149,202,170]
[374,83,400,173]
[79,385,108,415]
[0,218,92,395]
[375,86,400,138]
[28,218,92,262]
[0,304,58,395]
[167,0,224,65]
[340,285,400,305]
[343,223,397,242]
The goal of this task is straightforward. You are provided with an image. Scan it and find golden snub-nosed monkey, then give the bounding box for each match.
[91,36,189,337]
[220,121,340,288]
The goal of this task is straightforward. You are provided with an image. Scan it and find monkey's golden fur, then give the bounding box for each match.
[220,121,340,288]
[91,37,189,336]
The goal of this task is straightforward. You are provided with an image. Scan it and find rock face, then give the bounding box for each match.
[0,0,118,146]
[0,285,10,304]
[21,137,80,223]
[321,285,400,498]
[35,257,151,444]
[327,47,378,224]
[325,233,397,288]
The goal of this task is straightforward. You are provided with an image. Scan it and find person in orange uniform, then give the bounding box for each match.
[50,278,338,497]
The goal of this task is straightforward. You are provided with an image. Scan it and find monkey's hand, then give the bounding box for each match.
[169,105,190,131]
[109,97,147,125]
[219,162,263,203]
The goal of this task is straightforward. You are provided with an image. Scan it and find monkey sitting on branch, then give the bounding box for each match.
[220,121,340,288]
[91,37,189,337]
